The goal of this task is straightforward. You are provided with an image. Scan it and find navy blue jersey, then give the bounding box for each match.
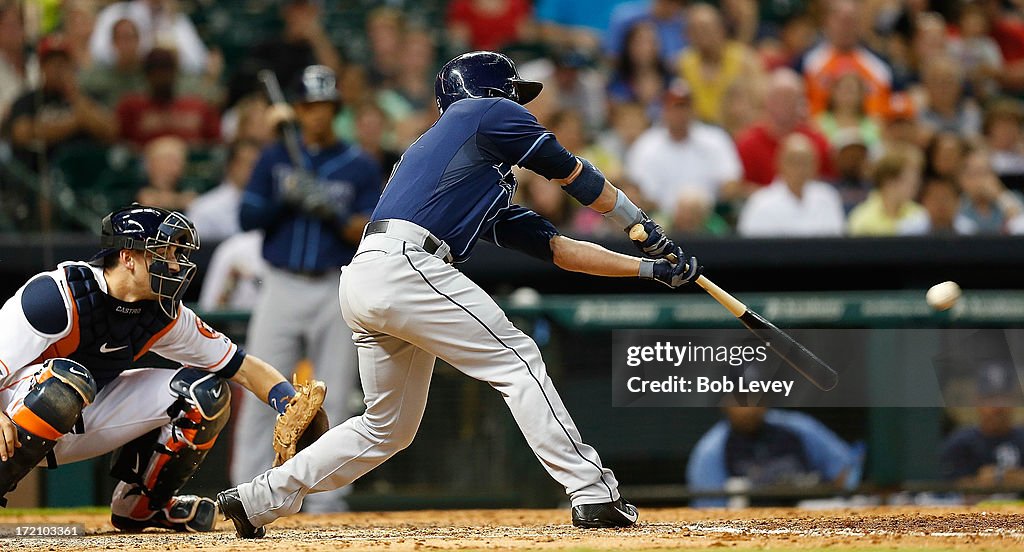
[372,98,574,262]
[240,141,381,272]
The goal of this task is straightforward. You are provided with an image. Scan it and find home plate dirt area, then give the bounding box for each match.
[2,506,1023,551]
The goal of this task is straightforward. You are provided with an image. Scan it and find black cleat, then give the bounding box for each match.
[111,495,217,532]
[217,488,266,539]
[571,498,639,528]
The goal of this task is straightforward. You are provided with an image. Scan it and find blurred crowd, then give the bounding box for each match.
[4,0,1024,237]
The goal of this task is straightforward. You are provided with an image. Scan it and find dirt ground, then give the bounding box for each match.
[1,506,1023,551]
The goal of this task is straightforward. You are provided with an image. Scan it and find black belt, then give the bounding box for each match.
[364,220,452,262]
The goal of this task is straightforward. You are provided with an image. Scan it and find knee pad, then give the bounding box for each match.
[0,358,96,506]
[168,368,230,423]
[110,369,230,512]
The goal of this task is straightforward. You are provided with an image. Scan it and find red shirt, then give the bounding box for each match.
[735,123,835,186]
[447,0,530,51]
[992,18,1024,63]
[116,94,220,147]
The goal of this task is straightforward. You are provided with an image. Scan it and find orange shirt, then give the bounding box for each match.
[800,43,893,118]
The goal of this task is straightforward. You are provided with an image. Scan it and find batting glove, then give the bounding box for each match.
[639,247,702,288]
[629,214,677,259]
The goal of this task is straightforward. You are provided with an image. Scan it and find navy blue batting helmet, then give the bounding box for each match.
[288,64,340,106]
[434,51,542,114]
[90,204,200,319]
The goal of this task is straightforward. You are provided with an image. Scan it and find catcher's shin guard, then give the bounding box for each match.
[0,359,96,507]
[110,369,229,532]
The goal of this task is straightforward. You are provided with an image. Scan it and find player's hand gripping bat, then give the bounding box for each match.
[258,69,305,168]
[630,225,839,391]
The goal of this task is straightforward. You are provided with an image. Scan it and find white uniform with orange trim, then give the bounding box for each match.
[0,261,243,512]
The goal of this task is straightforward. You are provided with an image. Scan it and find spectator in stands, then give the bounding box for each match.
[135,135,196,210]
[797,0,892,118]
[718,0,758,45]
[2,35,117,172]
[0,3,28,121]
[950,2,1003,99]
[925,131,967,182]
[520,48,608,131]
[979,0,1024,95]
[115,47,220,147]
[332,64,412,149]
[535,0,622,50]
[62,0,96,69]
[831,128,872,213]
[687,406,861,508]
[392,26,438,113]
[815,73,882,153]
[672,188,730,236]
[758,12,817,71]
[353,102,401,181]
[187,139,261,242]
[90,0,209,74]
[907,12,951,87]
[959,147,1023,234]
[984,99,1024,193]
[735,68,833,187]
[447,0,531,52]
[900,176,977,236]
[677,3,761,126]
[719,80,760,139]
[917,57,982,139]
[848,149,925,236]
[878,94,922,153]
[940,364,1024,487]
[626,80,742,215]
[596,102,650,169]
[247,0,343,94]
[737,133,845,237]
[222,93,272,145]
[80,18,145,107]
[365,7,405,90]
[605,0,688,64]
[607,22,672,120]
[82,17,223,109]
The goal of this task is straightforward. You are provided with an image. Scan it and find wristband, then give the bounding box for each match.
[604,190,643,230]
[268,380,297,415]
[638,258,656,279]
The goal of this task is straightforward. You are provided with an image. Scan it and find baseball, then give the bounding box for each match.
[926,281,961,311]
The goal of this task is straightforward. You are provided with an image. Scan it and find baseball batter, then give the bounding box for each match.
[0,206,302,532]
[219,51,701,538]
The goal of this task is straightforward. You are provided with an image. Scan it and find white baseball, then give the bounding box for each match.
[926,281,961,311]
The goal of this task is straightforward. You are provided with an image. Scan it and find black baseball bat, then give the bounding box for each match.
[257,69,305,169]
[630,225,839,391]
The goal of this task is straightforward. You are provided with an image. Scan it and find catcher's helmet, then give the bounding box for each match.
[288,64,340,106]
[90,204,200,319]
[434,51,542,114]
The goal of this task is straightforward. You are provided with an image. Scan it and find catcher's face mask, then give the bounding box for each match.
[144,212,200,319]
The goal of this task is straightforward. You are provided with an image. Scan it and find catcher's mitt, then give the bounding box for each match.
[273,377,330,466]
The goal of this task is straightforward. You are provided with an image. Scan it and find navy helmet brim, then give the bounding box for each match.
[513,80,543,106]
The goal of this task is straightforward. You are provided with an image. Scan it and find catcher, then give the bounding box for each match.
[0,205,326,532]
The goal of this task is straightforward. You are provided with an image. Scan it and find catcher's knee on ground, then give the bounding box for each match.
[109,368,229,530]
[0,358,97,507]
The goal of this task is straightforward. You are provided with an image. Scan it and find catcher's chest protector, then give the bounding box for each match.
[39,264,175,390]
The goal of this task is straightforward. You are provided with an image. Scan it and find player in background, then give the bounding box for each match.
[0,205,302,532]
[219,51,700,538]
[231,64,381,512]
